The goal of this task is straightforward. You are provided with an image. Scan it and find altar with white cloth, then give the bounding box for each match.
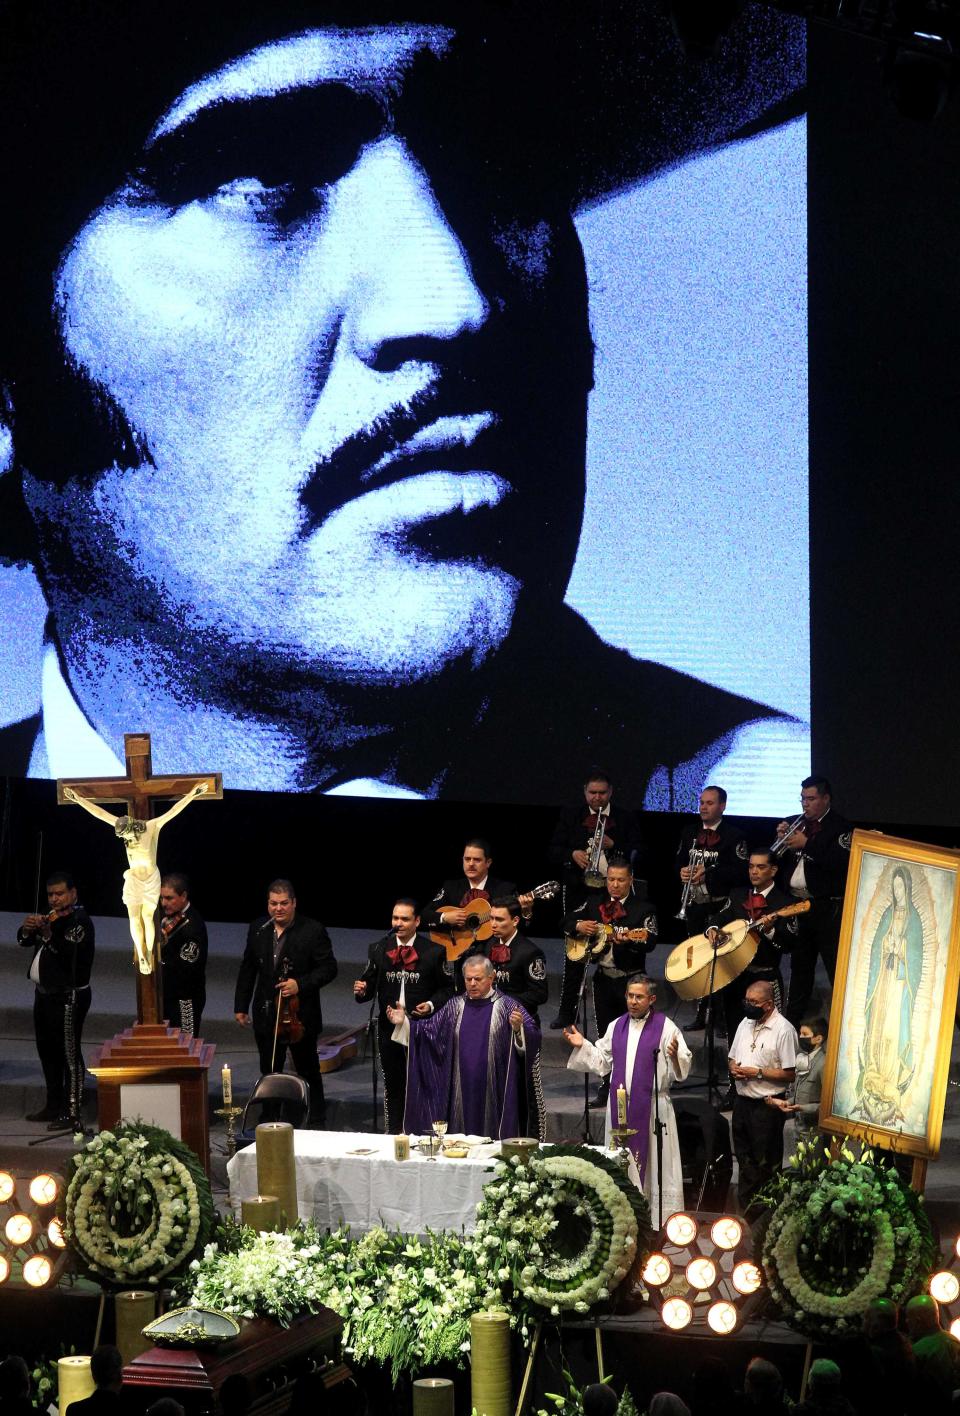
[227,1131,502,1235]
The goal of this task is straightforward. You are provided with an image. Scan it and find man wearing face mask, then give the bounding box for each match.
[767,1014,827,1162]
[727,978,797,1212]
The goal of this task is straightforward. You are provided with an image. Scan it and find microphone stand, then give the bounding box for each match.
[702,931,725,1109]
[575,960,595,1143]
[652,1044,666,1232]
[368,999,379,1133]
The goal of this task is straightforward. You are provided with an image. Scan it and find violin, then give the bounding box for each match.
[271,959,304,1068]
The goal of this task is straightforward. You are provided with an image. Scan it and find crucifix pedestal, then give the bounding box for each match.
[59,732,223,1173]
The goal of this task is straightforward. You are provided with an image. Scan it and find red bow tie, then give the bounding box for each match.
[599,898,627,924]
[461,886,489,906]
[802,817,820,840]
[745,893,769,918]
[488,942,511,965]
[386,943,418,968]
[697,827,720,848]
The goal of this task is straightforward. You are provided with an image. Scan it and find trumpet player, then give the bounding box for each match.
[675,785,749,938]
[675,785,748,1029]
[548,770,643,1029]
[774,776,853,1025]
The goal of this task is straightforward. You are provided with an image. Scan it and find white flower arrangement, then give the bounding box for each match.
[759,1140,935,1340]
[63,1122,214,1286]
[472,1144,651,1316]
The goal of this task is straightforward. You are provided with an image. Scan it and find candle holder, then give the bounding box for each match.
[608,1125,637,1169]
[214,1105,245,1157]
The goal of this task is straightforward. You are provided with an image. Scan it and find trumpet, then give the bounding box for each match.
[770,813,806,856]
[583,811,607,891]
[676,842,705,921]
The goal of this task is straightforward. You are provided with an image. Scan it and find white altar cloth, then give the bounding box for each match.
[226,1131,501,1235]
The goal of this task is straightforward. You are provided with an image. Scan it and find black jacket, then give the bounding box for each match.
[423,875,518,930]
[777,810,853,900]
[460,934,548,1017]
[17,906,94,990]
[159,905,208,1006]
[356,932,453,1020]
[234,913,337,1034]
[562,891,658,975]
[674,817,749,899]
[707,883,798,970]
[0,610,791,811]
[549,802,644,876]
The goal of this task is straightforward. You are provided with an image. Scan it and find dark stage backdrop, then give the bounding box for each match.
[2,775,958,933]
[808,23,960,827]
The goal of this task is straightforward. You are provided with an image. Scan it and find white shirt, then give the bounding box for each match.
[728,1008,798,1097]
[789,809,831,897]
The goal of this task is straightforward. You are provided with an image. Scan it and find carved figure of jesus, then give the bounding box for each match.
[63,782,208,973]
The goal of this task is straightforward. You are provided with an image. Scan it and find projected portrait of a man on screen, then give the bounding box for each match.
[0,1,808,808]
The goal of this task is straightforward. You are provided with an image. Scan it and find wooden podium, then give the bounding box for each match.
[90,1024,215,1178]
[123,1310,351,1416]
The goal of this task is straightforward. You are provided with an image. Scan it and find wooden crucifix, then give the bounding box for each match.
[57,732,222,1026]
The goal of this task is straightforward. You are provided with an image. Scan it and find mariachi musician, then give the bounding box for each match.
[18,871,95,1128]
[549,770,643,1028]
[561,855,657,1106]
[463,896,549,1019]
[158,872,208,1038]
[424,838,534,980]
[675,784,749,939]
[773,775,853,1025]
[706,847,799,1043]
[354,899,452,1132]
[234,879,336,1127]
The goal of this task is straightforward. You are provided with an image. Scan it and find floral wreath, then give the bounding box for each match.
[473,1145,651,1317]
[759,1140,935,1340]
[63,1122,215,1286]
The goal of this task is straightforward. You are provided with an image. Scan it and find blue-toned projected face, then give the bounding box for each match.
[22,24,588,788]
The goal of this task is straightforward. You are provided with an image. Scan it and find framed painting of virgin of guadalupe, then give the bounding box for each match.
[820,830,960,1161]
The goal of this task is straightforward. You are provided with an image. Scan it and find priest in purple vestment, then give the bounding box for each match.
[563,973,691,1224]
[387,955,544,1140]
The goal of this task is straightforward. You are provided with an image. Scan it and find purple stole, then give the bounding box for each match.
[609,1009,667,1181]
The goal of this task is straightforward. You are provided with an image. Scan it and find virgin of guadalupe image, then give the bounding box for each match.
[857,867,925,1127]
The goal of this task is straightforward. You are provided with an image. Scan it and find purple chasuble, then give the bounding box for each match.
[458,996,496,1135]
[608,1009,667,1181]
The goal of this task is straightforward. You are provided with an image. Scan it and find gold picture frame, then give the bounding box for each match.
[819,829,960,1161]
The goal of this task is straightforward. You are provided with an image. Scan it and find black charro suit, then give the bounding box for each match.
[674,816,749,938]
[159,905,208,1037]
[777,809,853,1024]
[234,913,337,1122]
[561,889,658,1037]
[18,903,95,1120]
[707,882,799,1037]
[356,931,452,1132]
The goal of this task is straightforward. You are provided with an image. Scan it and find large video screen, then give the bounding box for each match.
[0,2,808,812]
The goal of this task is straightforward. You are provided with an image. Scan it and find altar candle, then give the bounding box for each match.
[413,1378,454,1416]
[58,1357,94,1416]
[114,1290,155,1367]
[394,1133,410,1162]
[616,1084,627,1127]
[221,1063,233,1106]
[241,1194,281,1233]
[470,1312,511,1416]
[256,1122,298,1228]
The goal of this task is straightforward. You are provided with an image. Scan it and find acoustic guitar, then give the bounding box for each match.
[430,880,559,961]
[664,899,811,1000]
[564,924,649,964]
